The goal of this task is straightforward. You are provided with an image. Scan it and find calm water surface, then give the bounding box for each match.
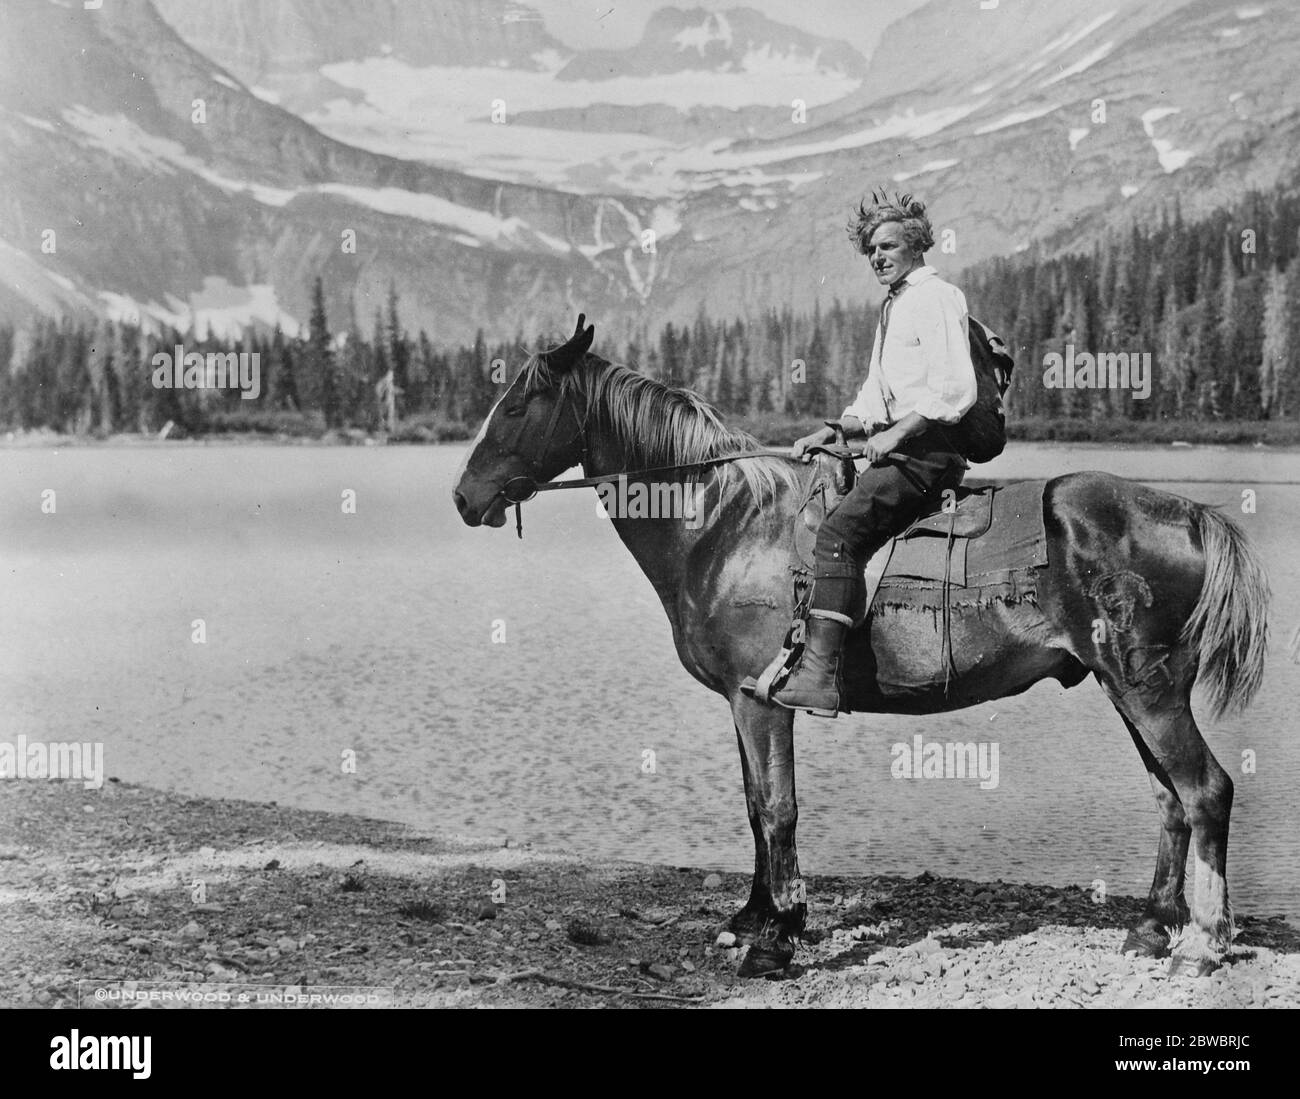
[2,441,1297,918]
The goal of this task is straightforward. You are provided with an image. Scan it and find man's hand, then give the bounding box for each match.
[791,425,836,462]
[863,425,906,465]
[865,412,930,465]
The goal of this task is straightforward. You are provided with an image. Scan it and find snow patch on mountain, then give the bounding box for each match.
[1041,40,1115,86]
[317,51,856,116]
[0,239,100,317]
[675,12,733,53]
[301,52,859,191]
[651,204,683,241]
[705,167,824,190]
[1141,107,1193,173]
[18,114,58,134]
[61,107,297,206]
[62,106,188,173]
[596,101,981,199]
[315,184,572,253]
[99,279,299,339]
[1142,106,1181,126]
[975,104,1060,135]
[1037,11,1118,57]
[530,49,568,70]
[893,159,960,183]
[711,102,986,169]
[57,107,575,249]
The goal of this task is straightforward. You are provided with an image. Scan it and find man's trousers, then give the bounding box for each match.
[811,426,968,621]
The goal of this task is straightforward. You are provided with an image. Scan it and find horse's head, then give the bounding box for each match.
[453,314,595,528]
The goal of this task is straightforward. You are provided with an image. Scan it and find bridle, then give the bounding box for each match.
[493,384,592,537]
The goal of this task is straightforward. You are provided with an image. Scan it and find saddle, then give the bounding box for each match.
[794,468,996,601]
[747,445,1048,706]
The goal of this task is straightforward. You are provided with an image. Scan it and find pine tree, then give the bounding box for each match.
[0,325,16,427]
[659,323,681,388]
[386,283,411,415]
[1192,256,1223,418]
[1259,267,1290,416]
[1159,281,1190,418]
[305,277,341,427]
[1218,234,1242,412]
[413,329,436,413]
[732,319,750,417]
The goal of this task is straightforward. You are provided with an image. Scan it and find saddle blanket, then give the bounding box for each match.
[794,477,1049,612]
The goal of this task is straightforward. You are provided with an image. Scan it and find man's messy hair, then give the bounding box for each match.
[846,190,935,256]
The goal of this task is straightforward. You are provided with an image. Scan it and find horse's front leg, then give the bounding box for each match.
[729,692,804,977]
[727,716,774,941]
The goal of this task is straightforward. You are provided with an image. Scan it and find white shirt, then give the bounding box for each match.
[841,265,978,427]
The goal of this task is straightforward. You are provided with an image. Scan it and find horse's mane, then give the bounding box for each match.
[520,351,802,508]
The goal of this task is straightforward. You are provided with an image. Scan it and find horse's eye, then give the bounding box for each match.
[504,404,527,418]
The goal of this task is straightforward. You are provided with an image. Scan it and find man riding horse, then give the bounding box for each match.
[743,191,978,717]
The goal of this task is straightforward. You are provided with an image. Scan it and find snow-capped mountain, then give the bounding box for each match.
[155,3,869,193]
[645,0,1300,324]
[2,0,1298,345]
[554,7,865,81]
[0,0,665,342]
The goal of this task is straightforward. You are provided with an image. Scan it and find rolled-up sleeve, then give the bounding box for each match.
[912,286,978,424]
[841,342,887,426]
[841,378,873,425]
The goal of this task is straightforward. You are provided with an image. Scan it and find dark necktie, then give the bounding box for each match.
[880,281,905,338]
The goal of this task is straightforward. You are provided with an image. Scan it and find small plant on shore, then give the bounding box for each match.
[397,899,445,923]
[566,918,612,946]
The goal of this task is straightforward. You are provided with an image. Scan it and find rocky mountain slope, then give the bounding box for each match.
[2,0,1297,346]
[0,0,664,343]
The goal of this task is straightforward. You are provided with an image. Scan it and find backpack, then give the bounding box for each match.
[949,316,1014,464]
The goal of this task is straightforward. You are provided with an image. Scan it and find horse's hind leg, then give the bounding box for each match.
[1110,710,1192,957]
[1099,677,1234,974]
[728,693,805,977]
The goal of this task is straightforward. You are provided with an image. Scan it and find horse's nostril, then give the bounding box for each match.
[453,490,469,517]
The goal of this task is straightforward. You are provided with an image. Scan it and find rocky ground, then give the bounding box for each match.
[2,780,1297,1009]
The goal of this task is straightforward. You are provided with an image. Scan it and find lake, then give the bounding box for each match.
[2,440,1297,919]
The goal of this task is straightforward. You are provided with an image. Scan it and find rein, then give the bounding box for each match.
[502,448,800,539]
[498,410,904,539]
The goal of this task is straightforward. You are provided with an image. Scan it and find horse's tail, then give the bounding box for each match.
[1182,504,1269,719]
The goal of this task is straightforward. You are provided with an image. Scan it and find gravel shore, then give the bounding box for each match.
[2,780,1296,1009]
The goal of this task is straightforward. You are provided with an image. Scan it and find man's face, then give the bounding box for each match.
[865,221,921,288]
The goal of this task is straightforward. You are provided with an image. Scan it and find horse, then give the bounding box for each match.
[452,315,1269,979]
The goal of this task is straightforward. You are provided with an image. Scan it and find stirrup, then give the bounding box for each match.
[771,698,840,719]
[739,642,801,704]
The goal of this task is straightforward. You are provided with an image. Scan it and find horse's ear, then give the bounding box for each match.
[541,313,595,371]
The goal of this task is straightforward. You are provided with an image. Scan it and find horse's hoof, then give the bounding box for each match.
[737,944,794,979]
[1122,927,1170,958]
[1167,955,1221,978]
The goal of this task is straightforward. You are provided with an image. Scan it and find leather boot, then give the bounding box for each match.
[766,609,852,718]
